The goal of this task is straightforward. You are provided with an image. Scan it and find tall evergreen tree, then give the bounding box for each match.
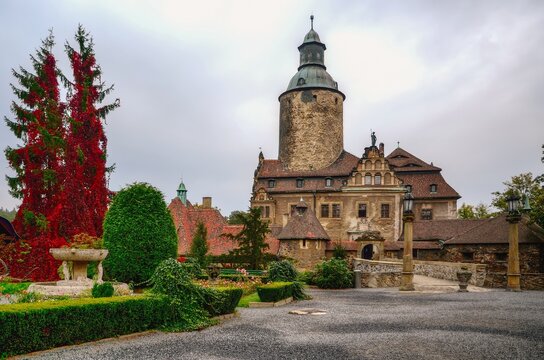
[190,222,209,267]
[4,32,68,280]
[225,207,270,270]
[61,25,119,238]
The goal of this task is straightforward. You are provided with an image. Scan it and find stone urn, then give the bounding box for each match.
[206,263,223,281]
[456,266,473,292]
[50,248,108,284]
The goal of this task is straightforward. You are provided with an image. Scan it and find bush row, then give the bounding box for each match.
[0,296,171,357]
[256,282,293,302]
[202,287,243,317]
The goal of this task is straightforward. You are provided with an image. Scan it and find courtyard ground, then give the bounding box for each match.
[18,287,544,360]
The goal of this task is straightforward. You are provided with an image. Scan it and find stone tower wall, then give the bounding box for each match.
[279,89,343,171]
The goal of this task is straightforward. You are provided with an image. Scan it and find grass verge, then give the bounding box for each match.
[237,292,260,308]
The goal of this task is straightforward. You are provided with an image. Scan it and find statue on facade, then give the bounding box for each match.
[371,131,377,147]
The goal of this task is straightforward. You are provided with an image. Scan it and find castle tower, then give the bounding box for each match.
[278,16,345,171]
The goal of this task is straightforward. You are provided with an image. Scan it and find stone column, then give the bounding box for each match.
[400,213,415,291]
[507,214,522,291]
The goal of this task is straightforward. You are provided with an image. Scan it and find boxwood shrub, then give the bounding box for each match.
[202,287,243,317]
[0,296,170,357]
[256,282,293,302]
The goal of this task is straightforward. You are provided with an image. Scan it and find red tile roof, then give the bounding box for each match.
[404,219,488,241]
[258,150,359,178]
[445,215,544,245]
[386,147,441,172]
[277,201,330,240]
[168,197,280,256]
[396,172,460,199]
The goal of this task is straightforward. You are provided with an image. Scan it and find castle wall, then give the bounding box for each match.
[278,239,326,270]
[278,89,343,171]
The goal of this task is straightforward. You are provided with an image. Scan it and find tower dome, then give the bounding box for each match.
[278,17,345,171]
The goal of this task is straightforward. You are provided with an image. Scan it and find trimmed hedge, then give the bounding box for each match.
[202,287,243,317]
[0,296,171,357]
[256,282,293,302]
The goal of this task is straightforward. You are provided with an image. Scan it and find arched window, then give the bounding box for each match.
[365,160,372,169]
[374,173,382,185]
[374,160,381,170]
[325,178,333,187]
[365,173,372,185]
[384,173,391,185]
[355,173,362,185]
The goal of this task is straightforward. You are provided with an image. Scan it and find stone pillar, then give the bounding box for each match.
[507,214,522,291]
[400,213,415,291]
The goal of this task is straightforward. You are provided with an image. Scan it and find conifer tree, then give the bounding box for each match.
[225,207,270,270]
[190,222,209,267]
[4,32,68,279]
[61,25,119,238]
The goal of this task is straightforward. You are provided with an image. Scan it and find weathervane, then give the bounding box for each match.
[310,15,314,29]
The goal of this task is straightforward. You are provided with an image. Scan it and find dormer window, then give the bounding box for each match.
[296,178,304,188]
[268,179,276,188]
[325,178,333,187]
[430,184,437,193]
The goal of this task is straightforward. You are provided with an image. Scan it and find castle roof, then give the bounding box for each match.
[277,200,330,240]
[386,147,441,172]
[168,197,280,256]
[258,150,359,179]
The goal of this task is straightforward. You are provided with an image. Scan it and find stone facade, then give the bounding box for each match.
[279,89,343,171]
[278,239,327,270]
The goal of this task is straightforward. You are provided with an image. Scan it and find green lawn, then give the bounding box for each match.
[0,281,31,295]
[237,292,260,308]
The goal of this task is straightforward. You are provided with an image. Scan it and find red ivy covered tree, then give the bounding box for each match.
[61,26,119,239]
[4,32,67,280]
[4,27,118,280]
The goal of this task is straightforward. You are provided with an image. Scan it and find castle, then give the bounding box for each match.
[250,18,459,267]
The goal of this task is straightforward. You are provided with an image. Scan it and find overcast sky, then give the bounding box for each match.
[1,0,543,215]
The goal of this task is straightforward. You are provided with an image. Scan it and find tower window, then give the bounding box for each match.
[325,178,333,187]
[421,209,433,220]
[381,204,390,218]
[268,179,276,188]
[358,203,367,218]
[430,184,437,193]
[296,179,304,188]
[320,204,329,218]
[332,204,341,218]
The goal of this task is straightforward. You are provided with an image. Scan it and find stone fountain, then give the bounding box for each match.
[27,248,131,297]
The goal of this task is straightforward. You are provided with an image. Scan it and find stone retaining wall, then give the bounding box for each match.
[353,258,487,287]
[485,272,544,290]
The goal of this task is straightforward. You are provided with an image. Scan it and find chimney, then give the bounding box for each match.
[202,197,212,209]
[379,142,384,156]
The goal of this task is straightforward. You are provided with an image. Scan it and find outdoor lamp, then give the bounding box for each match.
[403,192,414,214]
[507,195,520,214]
[522,194,532,212]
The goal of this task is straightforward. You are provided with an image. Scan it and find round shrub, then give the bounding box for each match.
[92,282,114,298]
[103,183,177,284]
[268,260,298,281]
[314,258,353,289]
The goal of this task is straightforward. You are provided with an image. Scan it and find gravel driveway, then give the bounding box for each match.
[20,288,544,360]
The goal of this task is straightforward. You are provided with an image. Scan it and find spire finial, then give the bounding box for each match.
[310,15,314,30]
[397,141,400,148]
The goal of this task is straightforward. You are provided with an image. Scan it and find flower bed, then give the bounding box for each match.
[196,277,263,296]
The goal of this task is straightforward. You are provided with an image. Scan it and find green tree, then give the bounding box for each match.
[224,207,269,270]
[226,210,247,225]
[103,183,177,284]
[491,172,544,228]
[458,203,475,219]
[190,222,208,267]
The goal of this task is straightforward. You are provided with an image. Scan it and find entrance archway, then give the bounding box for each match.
[362,244,373,260]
